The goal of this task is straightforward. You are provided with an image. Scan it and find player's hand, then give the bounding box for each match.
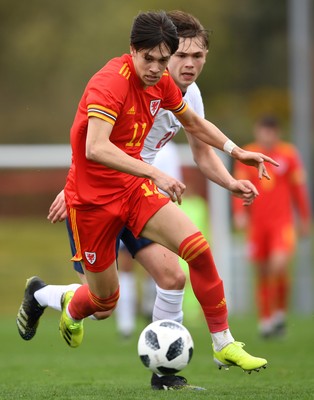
[232,148,279,180]
[152,171,186,205]
[229,179,259,206]
[47,190,67,223]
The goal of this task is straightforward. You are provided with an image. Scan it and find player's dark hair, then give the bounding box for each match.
[130,11,179,55]
[257,115,280,129]
[167,10,210,50]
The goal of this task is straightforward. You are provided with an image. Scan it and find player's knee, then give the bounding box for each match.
[157,268,186,290]
[173,269,186,289]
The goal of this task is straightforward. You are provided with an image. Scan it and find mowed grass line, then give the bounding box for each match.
[1,312,314,400]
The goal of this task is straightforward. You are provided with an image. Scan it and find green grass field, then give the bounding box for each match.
[1,217,314,399]
[2,314,314,400]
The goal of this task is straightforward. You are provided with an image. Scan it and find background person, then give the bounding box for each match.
[232,115,312,338]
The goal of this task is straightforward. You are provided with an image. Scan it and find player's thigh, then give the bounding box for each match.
[269,250,292,274]
[140,201,199,254]
[268,223,296,272]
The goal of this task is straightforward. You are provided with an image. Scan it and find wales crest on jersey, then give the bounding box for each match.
[150,99,161,116]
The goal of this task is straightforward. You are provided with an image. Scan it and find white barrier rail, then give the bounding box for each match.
[0,144,195,168]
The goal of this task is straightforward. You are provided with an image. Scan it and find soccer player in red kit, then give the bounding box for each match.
[32,12,279,372]
[233,115,311,338]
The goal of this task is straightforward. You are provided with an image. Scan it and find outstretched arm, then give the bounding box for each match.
[186,132,258,205]
[176,107,279,180]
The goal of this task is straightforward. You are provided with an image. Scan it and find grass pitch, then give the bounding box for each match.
[1,314,314,400]
[1,217,314,399]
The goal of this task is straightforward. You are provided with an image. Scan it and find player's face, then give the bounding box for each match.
[131,44,171,88]
[168,37,208,92]
[255,127,280,149]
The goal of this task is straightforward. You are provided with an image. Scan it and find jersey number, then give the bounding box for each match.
[141,180,160,197]
[126,123,147,147]
[156,131,176,148]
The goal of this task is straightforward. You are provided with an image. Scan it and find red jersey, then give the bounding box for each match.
[233,141,311,228]
[65,54,187,206]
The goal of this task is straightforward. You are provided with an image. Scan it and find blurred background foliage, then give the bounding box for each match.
[0,0,306,145]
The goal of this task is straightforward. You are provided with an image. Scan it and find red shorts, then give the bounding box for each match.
[68,179,169,272]
[247,222,296,262]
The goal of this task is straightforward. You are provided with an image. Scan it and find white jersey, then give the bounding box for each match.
[153,141,182,181]
[141,82,205,167]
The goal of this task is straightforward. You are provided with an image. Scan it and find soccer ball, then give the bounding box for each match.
[137,319,194,375]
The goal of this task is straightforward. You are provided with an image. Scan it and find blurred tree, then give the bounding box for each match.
[196,0,289,143]
[0,0,304,145]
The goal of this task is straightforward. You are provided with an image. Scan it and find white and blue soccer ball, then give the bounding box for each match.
[137,319,194,375]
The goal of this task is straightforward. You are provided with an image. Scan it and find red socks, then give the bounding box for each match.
[276,274,289,311]
[256,276,273,320]
[179,232,228,333]
[257,274,289,320]
[68,285,120,320]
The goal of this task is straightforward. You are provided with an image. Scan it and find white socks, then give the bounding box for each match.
[34,284,81,311]
[115,275,184,336]
[153,285,184,323]
[211,329,235,352]
[115,272,137,337]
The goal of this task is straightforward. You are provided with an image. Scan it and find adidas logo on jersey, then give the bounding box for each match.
[127,106,135,115]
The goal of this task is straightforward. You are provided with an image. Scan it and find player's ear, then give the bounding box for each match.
[130,45,136,56]
[204,49,209,64]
